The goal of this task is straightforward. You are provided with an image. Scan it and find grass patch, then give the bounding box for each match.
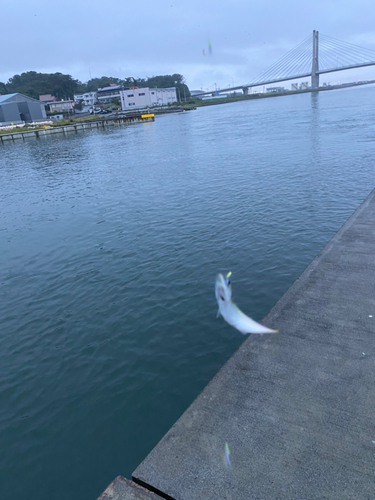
[51,114,102,126]
[0,125,53,136]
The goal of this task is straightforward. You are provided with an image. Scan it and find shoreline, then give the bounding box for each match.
[185,79,375,108]
[0,106,197,142]
[100,186,375,499]
[0,113,155,143]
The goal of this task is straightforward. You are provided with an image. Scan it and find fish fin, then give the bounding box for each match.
[247,326,279,335]
[251,327,279,335]
[216,308,221,318]
[230,303,279,334]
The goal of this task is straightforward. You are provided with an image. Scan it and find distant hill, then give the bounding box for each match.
[0,72,190,100]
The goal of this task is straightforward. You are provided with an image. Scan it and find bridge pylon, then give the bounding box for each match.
[193,29,375,99]
[311,30,319,89]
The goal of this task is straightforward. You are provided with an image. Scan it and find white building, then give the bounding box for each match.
[97,85,124,104]
[120,87,177,110]
[73,92,97,106]
[266,86,285,93]
[49,100,74,113]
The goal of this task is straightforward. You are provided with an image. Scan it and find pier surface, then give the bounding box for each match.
[98,476,163,500]
[0,114,154,143]
[101,188,375,499]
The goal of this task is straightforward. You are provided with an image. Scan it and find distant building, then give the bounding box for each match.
[97,84,125,104]
[39,94,56,104]
[48,100,74,113]
[120,87,177,109]
[266,87,285,92]
[73,92,97,107]
[0,93,47,124]
[202,93,229,100]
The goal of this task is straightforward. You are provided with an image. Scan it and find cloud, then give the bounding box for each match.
[1,0,375,90]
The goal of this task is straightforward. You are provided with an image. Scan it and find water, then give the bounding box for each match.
[1,86,375,500]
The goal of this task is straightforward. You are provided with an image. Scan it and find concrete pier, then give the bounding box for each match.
[98,476,163,500]
[100,188,375,499]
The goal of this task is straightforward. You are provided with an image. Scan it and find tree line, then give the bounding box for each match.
[0,72,190,101]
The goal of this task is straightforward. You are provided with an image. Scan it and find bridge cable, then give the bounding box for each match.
[245,34,313,86]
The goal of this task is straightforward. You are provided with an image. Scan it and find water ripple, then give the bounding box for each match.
[1,87,375,499]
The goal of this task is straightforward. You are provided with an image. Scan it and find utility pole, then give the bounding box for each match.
[175,84,181,103]
[311,30,319,90]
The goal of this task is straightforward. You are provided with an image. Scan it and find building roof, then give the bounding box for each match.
[97,85,123,92]
[0,93,41,104]
[39,94,56,102]
[49,100,74,104]
[121,87,176,93]
[74,91,96,96]
[0,93,19,103]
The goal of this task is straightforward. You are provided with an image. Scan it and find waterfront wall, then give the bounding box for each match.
[0,115,154,143]
[101,187,375,499]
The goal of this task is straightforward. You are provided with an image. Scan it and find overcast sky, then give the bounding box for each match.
[1,0,375,91]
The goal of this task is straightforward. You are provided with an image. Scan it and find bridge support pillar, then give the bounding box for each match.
[242,87,249,95]
[311,30,319,90]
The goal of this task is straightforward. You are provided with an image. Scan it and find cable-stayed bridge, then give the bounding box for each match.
[195,31,375,96]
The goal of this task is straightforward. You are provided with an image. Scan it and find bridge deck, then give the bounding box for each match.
[130,188,375,499]
[194,60,375,96]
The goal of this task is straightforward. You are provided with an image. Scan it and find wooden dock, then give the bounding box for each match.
[0,114,154,143]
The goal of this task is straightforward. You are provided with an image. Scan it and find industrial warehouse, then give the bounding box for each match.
[120,87,177,110]
[0,93,47,125]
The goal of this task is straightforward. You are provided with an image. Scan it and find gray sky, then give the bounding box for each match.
[1,0,375,91]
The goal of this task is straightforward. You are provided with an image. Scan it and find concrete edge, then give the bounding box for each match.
[131,187,375,494]
[97,475,165,500]
[262,187,375,328]
[132,477,176,500]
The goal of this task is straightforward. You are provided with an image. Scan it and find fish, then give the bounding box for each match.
[215,272,278,335]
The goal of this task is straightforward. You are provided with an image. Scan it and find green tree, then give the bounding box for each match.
[74,100,83,111]
[140,74,190,99]
[3,71,191,101]
[85,76,123,91]
[122,77,138,87]
[6,71,80,100]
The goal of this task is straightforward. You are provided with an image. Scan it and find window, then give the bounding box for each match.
[127,94,134,97]
[151,92,155,94]
[138,92,145,96]
[128,103,135,106]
